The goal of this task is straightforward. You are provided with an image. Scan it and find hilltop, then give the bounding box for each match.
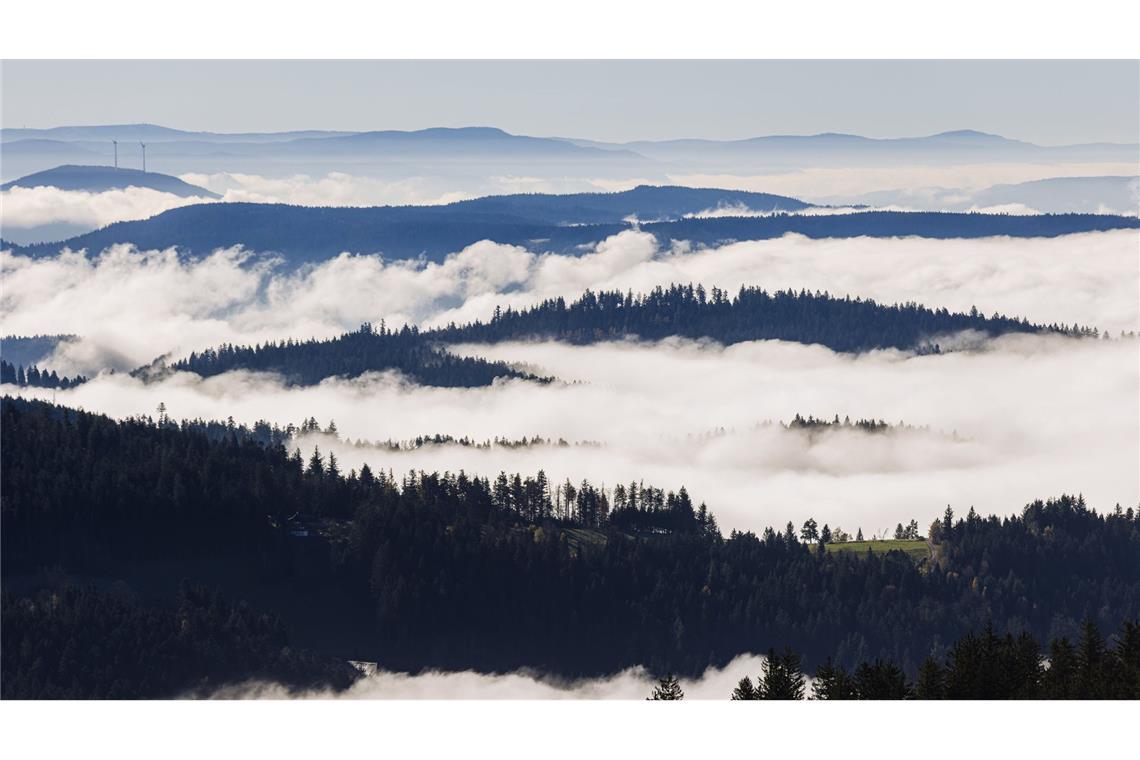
[1,164,220,198]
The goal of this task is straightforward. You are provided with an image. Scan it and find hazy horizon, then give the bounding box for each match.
[3,60,1138,145]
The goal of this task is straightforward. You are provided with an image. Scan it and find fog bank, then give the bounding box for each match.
[205,652,768,700]
[3,229,1137,376]
[8,333,1135,533]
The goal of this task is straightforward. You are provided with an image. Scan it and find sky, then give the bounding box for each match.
[2,60,1138,144]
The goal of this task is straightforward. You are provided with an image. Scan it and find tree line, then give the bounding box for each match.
[163,322,547,388]
[0,359,88,389]
[149,282,1110,389]
[648,618,1140,699]
[432,283,1095,353]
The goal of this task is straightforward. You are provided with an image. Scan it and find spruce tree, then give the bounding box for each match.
[648,674,684,700]
[730,675,758,700]
[760,647,805,699]
[1044,637,1078,699]
[914,656,946,699]
[812,658,855,700]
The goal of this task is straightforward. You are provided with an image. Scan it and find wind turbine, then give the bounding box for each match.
[112,139,118,169]
[139,141,147,172]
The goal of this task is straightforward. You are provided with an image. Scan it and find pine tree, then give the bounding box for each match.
[1077,618,1108,698]
[307,446,324,477]
[853,660,910,699]
[760,647,805,699]
[648,674,684,700]
[1043,637,1078,699]
[800,518,819,543]
[812,658,855,700]
[914,656,946,699]
[730,675,758,700]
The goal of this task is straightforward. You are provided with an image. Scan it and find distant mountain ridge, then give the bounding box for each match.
[0,123,356,143]
[2,164,220,198]
[4,195,1137,267]
[822,175,1140,216]
[0,184,812,259]
[3,124,1135,182]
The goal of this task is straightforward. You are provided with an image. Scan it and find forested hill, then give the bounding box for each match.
[443,184,813,222]
[3,395,1138,697]
[433,284,1088,353]
[158,287,1085,385]
[162,323,546,387]
[1,164,220,198]
[6,199,1136,265]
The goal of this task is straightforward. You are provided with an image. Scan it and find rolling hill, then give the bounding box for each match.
[2,164,220,198]
[4,199,1136,266]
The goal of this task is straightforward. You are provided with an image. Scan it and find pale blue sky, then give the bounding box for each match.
[2,60,1137,144]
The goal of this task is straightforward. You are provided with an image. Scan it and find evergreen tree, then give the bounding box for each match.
[759,647,805,700]
[812,658,856,700]
[1043,637,1078,699]
[853,660,910,699]
[800,518,819,543]
[914,656,945,699]
[1077,618,1108,698]
[648,674,684,700]
[730,676,759,700]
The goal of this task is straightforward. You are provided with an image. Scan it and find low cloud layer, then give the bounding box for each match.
[179,171,476,207]
[669,162,1140,203]
[3,229,1136,376]
[1,172,641,235]
[0,185,214,231]
[8,333,1136,534]
[207,652,768,700]
[4,228,1136,533]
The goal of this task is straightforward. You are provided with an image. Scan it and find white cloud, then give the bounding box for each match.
[3,229,1137,377]
[667,162,1140,201]
[0,185,215,230]
[0,172,655,234]
[4,229,1137,536]
[180,172,474,207]
[205,652,768,700]
[8,333,1136,535]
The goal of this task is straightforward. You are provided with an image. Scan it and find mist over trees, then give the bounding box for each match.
[3,395,1137,698]
[165,322,546,387]
[147,283,1105,389]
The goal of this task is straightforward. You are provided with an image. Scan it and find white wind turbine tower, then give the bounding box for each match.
[139,141,147,172]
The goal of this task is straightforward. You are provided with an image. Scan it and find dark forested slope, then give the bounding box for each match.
[434,284,1088,353]
[157,286,1087,387]
[163,323,545,387]
[7,198,1135,265]
[3,396,1137,696]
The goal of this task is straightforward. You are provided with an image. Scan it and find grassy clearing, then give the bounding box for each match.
[826,539,930,561]
[562,527,610,553]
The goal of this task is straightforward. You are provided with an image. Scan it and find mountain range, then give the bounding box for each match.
[3,125,1136,181]
[6,197,1137,266]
